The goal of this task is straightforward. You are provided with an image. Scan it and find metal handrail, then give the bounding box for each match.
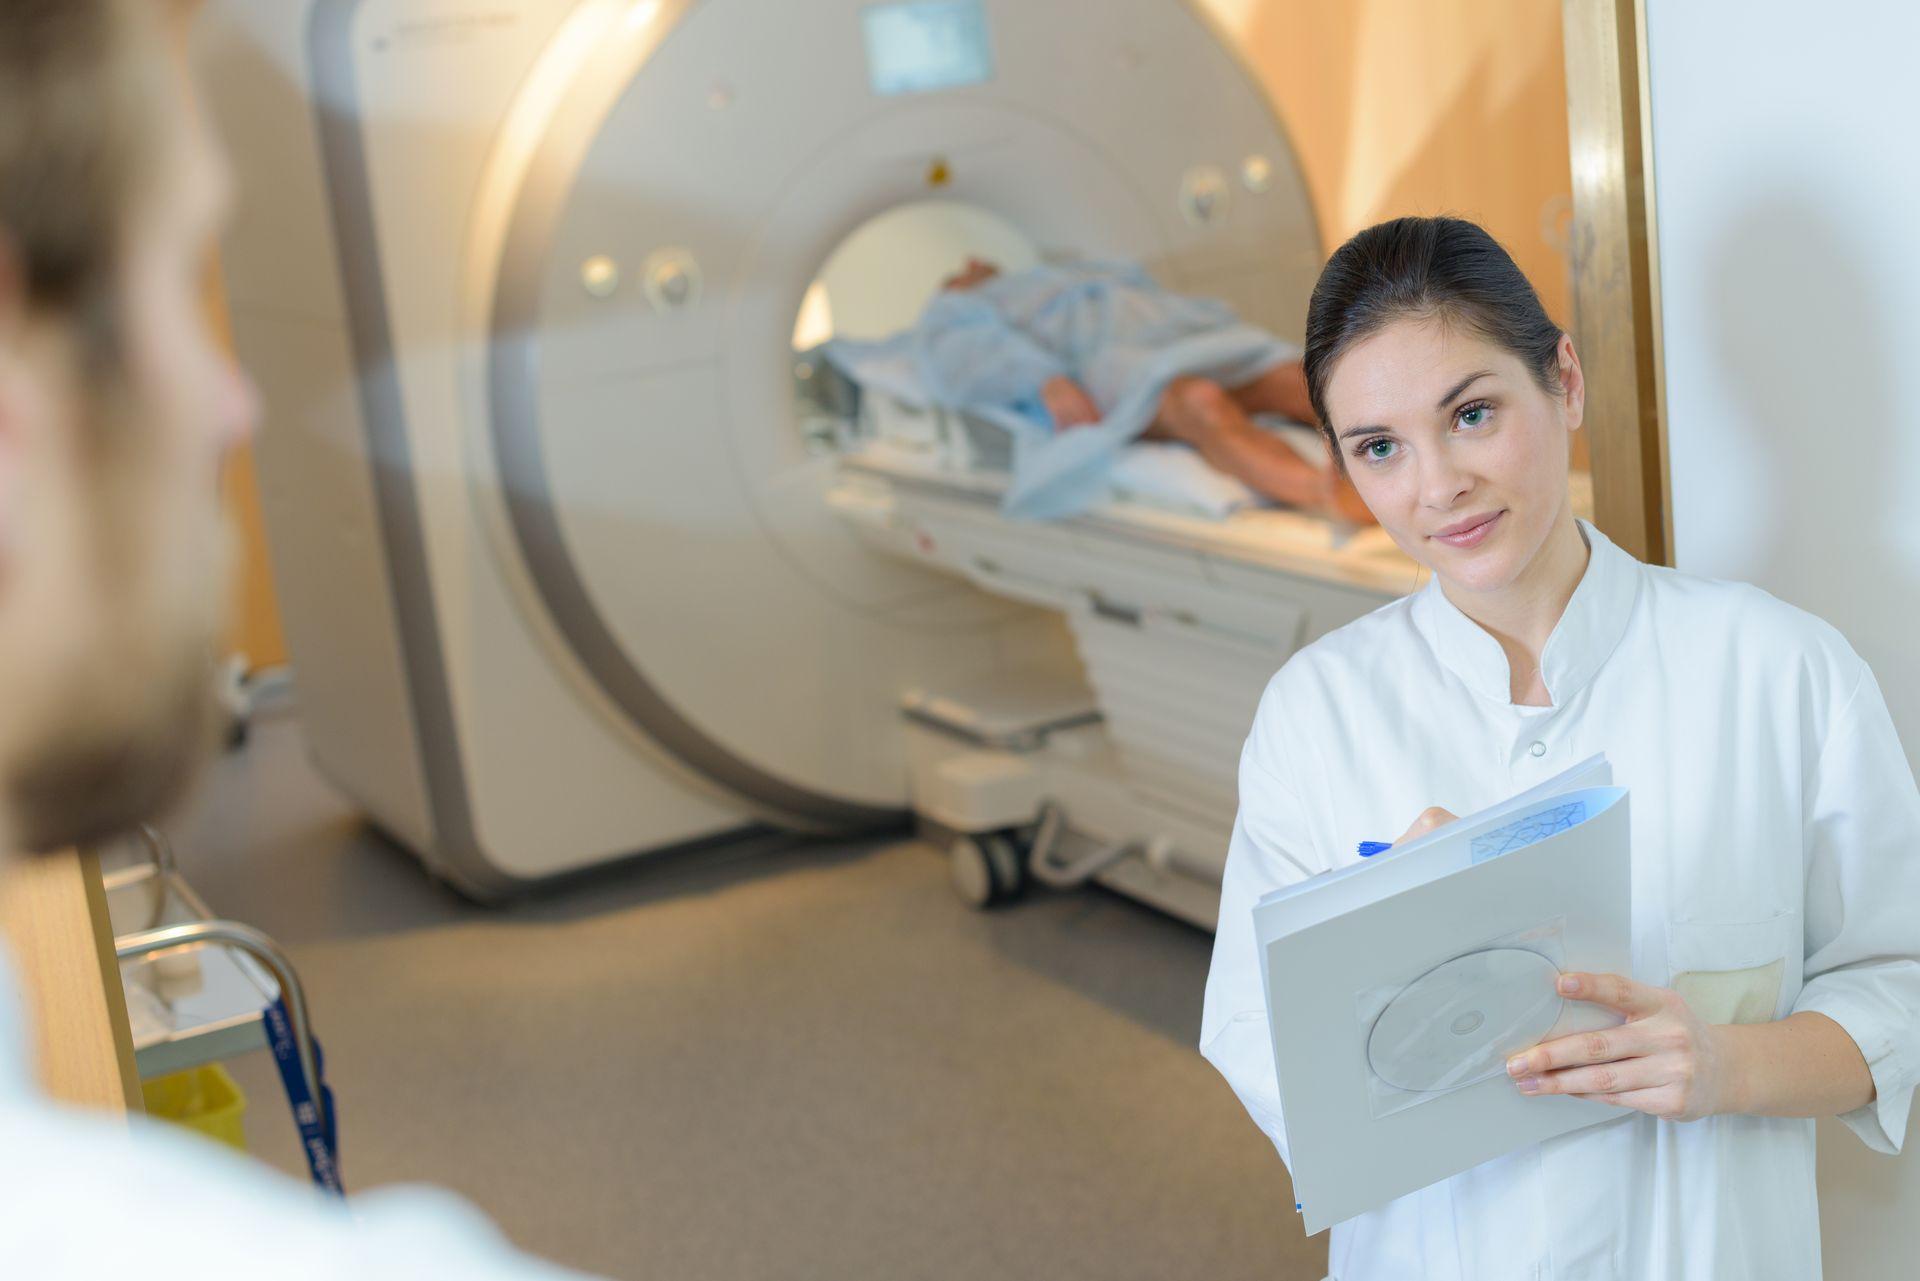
[100,825,186,933]
[114,919,327,1139]
[1023,802,1136,889]
[1022,803,1224,890]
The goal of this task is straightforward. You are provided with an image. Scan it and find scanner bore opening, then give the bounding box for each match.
[790,199,1039,463]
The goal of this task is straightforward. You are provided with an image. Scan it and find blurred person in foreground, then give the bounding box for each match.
[0,1,596,1274]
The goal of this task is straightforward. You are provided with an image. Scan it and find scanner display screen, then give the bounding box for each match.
[862,0,995,97]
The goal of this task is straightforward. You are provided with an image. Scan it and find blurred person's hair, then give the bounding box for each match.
[0,0,166,372]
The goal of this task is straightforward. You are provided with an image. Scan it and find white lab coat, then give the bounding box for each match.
[0,941,595,1279]
[1202,519,1920,1281]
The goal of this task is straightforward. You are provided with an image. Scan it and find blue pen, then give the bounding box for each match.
[1357,840,1392,858]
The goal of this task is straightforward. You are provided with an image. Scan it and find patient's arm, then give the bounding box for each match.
[1040,375,1100,427]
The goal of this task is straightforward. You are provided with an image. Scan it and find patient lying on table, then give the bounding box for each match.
[931,258,1371,524]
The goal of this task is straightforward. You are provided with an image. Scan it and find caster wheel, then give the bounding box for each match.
[217,656,252,753]
[948,833,1025,909]
[984,831,1027,902]
[949,835,996,909]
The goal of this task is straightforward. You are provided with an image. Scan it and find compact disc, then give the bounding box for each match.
[1367,948,1564,1093]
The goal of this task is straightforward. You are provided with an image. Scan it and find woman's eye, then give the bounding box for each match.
[1455,401,1493,429]
[1357,437,1397,463]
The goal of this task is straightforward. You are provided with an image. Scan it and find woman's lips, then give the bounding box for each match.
[1432,510,1504,549]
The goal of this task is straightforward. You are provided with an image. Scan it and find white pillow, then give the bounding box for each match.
[1107,443,1266,519]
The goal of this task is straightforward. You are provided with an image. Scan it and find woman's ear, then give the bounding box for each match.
[1558,332,1585,434]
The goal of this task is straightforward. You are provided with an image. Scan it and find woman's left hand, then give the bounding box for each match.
[1506,972,1739,1122]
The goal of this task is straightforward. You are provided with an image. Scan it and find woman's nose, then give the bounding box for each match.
[1418,450,1473,509]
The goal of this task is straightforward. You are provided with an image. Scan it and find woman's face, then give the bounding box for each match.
[1321,316,1583,596]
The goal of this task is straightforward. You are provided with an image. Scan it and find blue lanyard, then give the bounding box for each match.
[263,996,342,1195]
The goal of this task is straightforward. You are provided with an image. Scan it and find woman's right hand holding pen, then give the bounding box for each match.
[1395,806,1459,845]
[1358,806,1461,859]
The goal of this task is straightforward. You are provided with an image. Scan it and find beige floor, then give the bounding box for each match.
[163,712,1327,1280]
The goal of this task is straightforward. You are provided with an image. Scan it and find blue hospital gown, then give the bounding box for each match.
[825,261,1297,519]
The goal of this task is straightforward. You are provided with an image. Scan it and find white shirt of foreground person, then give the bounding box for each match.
[1202,519,1920,1281]
[0,945,597,1279]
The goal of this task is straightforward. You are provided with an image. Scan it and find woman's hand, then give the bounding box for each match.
[1394,806,1458,845]
[1507,972,1738,1122]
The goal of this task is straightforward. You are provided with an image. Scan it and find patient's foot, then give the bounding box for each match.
[1041,374,1101,428]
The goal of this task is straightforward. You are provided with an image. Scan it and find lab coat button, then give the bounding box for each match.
[1529,740,1547,757]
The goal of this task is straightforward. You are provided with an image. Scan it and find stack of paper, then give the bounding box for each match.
[1256,755,1632,1232]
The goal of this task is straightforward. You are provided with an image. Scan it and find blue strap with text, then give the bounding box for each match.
[264,996,342,1194]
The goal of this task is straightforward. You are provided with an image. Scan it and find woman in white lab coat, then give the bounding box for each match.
[1200,216,1920,1281]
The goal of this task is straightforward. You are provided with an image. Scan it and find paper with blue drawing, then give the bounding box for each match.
[1253,755,1630,1233]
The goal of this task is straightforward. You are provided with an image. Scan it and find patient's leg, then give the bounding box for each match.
[1153,376,1374,523]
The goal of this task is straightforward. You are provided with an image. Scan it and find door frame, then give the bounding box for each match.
[1563,0,1672,565]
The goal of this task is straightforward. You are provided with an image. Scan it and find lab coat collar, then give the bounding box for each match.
[1416,518,1641,708]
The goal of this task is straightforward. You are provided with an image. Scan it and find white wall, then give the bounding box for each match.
[1644,3,1920,1275]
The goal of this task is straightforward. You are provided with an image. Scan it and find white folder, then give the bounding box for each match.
[1255,755,1632,1233]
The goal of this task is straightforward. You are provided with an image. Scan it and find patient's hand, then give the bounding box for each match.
[1041,375,1101,428]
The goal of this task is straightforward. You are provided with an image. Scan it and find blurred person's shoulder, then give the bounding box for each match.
[0,934,593,1281]
[0,1093,596,1278]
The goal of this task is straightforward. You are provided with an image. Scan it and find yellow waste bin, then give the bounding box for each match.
[141,1063,247,1152]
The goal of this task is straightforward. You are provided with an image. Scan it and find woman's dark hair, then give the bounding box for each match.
[1303,216,1564,458]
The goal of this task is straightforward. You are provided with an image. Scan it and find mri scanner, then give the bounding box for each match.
[195,0,1424,922]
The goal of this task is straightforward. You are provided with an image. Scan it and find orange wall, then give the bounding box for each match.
[220,450,288,669]
[207,273,288,670]
[1204,0,1574,325]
